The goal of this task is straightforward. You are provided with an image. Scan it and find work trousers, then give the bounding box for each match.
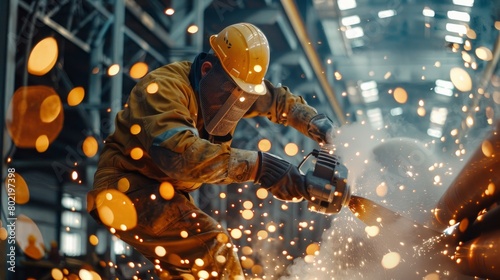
[89,182,245,279]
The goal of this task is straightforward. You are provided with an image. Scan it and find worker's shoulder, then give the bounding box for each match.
[133,61,192,94]
[150,61,192,80]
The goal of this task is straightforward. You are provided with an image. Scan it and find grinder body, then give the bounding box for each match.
[304,148,351,215]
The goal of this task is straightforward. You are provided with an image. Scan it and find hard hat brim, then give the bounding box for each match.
[231,76,267,95]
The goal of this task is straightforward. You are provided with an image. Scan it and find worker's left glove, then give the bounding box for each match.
[255,152,310,202]
[307,114,336,145]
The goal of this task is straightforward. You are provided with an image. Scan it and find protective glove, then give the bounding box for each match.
[254,152,310,202]
[307,114,336,145]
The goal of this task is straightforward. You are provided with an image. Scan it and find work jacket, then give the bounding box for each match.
[89,59,318,201]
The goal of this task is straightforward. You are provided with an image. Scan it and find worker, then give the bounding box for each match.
[87,22,336,279]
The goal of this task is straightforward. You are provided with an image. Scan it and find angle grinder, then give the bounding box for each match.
[299,147,351,215]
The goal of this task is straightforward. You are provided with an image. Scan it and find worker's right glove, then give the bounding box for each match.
[255,152,310,202]
[307,114,336,145]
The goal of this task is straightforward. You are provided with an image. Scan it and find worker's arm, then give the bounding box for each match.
[245,80,337,145]
[128,63,258,185]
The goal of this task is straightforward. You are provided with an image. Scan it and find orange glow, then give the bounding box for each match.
[130,124,142,135]
[258,139,272,152]
[117,178,130,192]
[306,242,320,255]
[381,252,401,269]
[393,87,408,104]
[481,140,493,157]
[40,95,62,123]
[89,234,99,246]
[159,182,175,200]
[7,86,64,148]
[95,189,137,230]
[256,188,268,199]
[130,147,144,160]
[51,268,64,280]
[230,228,242,239]
[82,136,99,157]
[241,257,254,269]
[241,209,254,220]
[35,135,50,152]
[284,142,299,156]
[129,62,149,79]
[450,67,472,92]
[67,87,85,106]
[155,246,167,257]
[147,82,159,94]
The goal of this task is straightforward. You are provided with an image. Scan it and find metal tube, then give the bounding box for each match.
[454,230,500,279]
[280,0,346,124]
[432,121,500,230]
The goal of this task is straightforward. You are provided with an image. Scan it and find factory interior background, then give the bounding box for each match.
[1,0,500,279]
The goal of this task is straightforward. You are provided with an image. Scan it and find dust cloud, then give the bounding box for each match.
[280,122,475,280]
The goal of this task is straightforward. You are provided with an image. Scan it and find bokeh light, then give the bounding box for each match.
[27,37,58,76]
[450,67,472,92]
[89,234,99,246]
[130,124,142,135]
[393,87,408,104]
[67,87,85,106]
[475,46,493,61]
[159,181,175,200]
[256,188,268,199]
[95,189,137,230]
[117,177,130,192]
[7,86,64,148]
[147,82,159,94]
[129,62,149,79]
[82,136,99,157]
[284,142,299,156]
[258,138,272,152]
[381,252,401,269]
[107,64,120,76]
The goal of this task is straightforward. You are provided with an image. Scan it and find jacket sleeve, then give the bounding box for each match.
[128,64,258,185]
[244,80,321,140]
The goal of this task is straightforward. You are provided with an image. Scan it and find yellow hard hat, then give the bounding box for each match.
[209,23,269,95]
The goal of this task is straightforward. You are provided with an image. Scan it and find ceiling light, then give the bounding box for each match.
[341,15,361,26]
[446,23,467,34]
[436,79,454,89]
[447,11,470,22]
[345,26,364,39]
[367,108,383,129]
[338,0,357,11]
[361,88,379,103]
[445,35,464,44]
[164,8,175,15]
[360,80,377,91]
[435,86,453,97]
[452,0,474,7]
[430,107,448,125]
[427,126,443,138]
[378,10,396,19]
[422,7,435,17]
[390,107,403,116]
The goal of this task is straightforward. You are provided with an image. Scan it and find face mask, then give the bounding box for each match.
[198,61,260,136]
